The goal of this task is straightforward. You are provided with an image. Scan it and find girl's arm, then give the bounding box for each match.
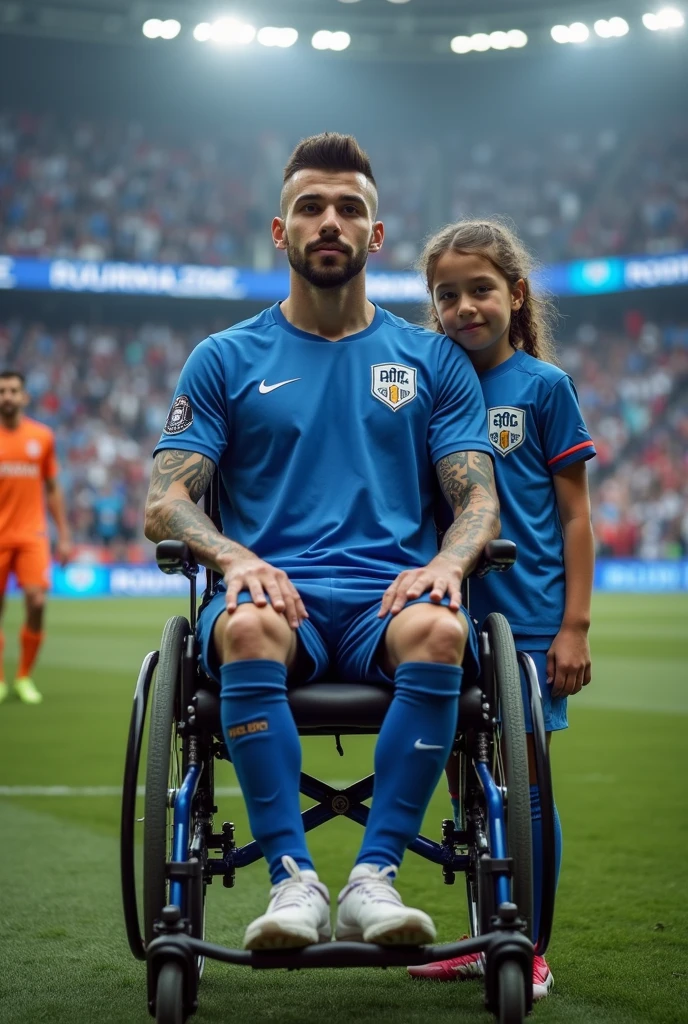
[548,460,594,698]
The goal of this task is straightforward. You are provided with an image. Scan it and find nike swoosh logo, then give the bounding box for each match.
[259,378,301,394]
[414,739,444,751]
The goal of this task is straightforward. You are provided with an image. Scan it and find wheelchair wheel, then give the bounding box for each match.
[143,615,191,944]
[121,649,159,961]
[485,612,533,937]
[497,960,526,1024]
[155,961,184,1024]
[519,651,557,954]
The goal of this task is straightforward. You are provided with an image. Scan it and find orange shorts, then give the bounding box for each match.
[0,540,51,593]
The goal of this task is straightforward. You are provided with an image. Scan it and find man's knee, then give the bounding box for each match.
[214,604,294,666]
[386,605,468,668]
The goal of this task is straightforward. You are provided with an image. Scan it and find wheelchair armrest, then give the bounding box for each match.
[155,540,199,578]
[473,539,517,578]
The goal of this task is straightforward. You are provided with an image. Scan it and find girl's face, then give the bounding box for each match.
[431,250,524,358]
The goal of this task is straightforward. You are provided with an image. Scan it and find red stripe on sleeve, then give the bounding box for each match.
[547,439,595,467]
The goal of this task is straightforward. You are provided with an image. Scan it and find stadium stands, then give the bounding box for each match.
[1,110,686,269]
[3,312,686,559]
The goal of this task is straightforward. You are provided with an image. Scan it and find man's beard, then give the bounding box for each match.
[286,241,368,289]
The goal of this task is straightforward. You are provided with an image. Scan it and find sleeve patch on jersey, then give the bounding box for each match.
[164,395,194,435]
[488,406,525,456]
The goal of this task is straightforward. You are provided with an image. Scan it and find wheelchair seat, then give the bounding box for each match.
[191,679,485,736]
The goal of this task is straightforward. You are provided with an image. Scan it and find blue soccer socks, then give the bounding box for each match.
[356,661,462,869]
[220,659,313,883]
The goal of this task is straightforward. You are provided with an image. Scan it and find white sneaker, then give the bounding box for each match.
[335,864,436,946]
[243,855,331,950]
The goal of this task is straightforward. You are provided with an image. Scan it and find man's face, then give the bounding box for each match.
[274,169,383,289]
[0,377,27,421]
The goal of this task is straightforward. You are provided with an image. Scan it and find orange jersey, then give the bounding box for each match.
[0,417,58,545]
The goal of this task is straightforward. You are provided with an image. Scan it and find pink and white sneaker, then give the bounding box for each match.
[408,945,554,1001]
[407,937,485,981]
[532,955,554,1000]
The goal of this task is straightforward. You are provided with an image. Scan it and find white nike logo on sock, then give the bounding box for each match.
[414,739,444,751]
[259,377,301,393]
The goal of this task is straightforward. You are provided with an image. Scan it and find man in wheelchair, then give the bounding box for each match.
[144,133,500,952]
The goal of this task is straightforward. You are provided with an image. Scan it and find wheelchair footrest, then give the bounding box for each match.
[146,932,529,972]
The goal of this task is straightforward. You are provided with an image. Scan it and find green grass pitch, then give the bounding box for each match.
[0,594,686,1023]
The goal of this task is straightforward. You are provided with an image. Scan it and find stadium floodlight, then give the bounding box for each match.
[470,32,491,51]
[609,16,630,34]
[595,17,629,36]
[159,19,181,39]
[142,18,163,38]
[329,31,351,50]
[312,29,350,50]
[450,35,473,53]
[506,29,528,47]
[642,7,685,29]
[210,17,256,45]
[568,22,590,42]
[451,28,528,53]
[551,22,590,42]
[193,22,212,41]
[551,24,571,42]
[257,27,298,47]
[489,30,510,49]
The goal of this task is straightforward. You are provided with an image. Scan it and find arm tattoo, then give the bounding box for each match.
[145,450,247,571]
[147,449,215,504]
[436,451,500,574]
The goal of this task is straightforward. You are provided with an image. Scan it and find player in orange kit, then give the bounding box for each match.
[0,370,72,704]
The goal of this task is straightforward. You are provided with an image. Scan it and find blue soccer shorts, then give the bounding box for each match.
[516,644,568,733]
[197,571,479,685]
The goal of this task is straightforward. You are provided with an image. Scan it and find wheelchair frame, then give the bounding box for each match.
[121,484,556,1024]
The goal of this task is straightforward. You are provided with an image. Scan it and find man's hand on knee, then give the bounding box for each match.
[222,555,308,630]
[378,554,463,618]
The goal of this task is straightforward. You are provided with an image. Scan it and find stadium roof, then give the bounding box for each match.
[0,0,668,59]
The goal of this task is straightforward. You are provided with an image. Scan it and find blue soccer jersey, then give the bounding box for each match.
[467,349,596,641]
[155,302,492,578]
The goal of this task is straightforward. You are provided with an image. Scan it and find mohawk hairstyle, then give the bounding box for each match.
[281,132,377,215]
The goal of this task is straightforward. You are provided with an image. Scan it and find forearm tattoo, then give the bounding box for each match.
[436,451,500,573]
[144,450,245,570]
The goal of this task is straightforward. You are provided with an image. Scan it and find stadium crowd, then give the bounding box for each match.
[1,110,687,269]
[1,312,686,561]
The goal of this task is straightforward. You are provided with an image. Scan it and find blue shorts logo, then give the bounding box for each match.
[488,406,525,456]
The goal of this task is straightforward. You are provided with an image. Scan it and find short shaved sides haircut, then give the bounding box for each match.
[280,132,378,217]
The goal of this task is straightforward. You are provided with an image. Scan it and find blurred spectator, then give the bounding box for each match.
[1,111,686,268]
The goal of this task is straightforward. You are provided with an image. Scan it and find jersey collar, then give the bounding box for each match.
[477,349,525,381]
[271,301,385,343]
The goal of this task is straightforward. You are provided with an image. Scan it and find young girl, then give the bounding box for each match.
[407,220,595,1000]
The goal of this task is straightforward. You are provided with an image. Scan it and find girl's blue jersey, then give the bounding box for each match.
[155,302,492,580]
[468,350,595,643]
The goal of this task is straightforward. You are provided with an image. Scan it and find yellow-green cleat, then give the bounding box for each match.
[0,681,9,704]
[14,677,43,704]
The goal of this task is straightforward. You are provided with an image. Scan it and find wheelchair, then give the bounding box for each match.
[120,487,557,1024]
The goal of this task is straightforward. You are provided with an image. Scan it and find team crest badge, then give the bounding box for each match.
[488,406,525,456]
[26,439,42,458]
[371,363,417,412]
[164,394,193,435]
